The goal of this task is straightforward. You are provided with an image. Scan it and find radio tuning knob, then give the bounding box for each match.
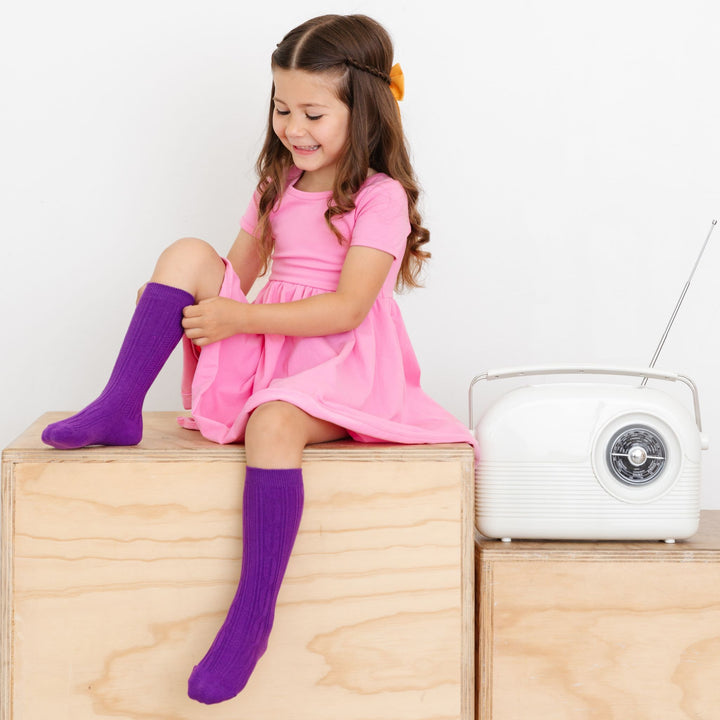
[628,445,648,467]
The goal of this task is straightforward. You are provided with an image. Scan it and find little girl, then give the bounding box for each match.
[42,13,475,706]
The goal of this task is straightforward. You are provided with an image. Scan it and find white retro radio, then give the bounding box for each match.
[470,220,716,543]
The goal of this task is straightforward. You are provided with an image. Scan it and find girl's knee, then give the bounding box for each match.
[246,402,303,445]
[163,237,219,265]
[245,402,306,467]
[152,237,224,299]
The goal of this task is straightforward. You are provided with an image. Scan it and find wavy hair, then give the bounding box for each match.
[253,14,430,290]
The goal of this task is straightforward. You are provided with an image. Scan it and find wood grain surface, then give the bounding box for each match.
[2,413,475,720]
[477,511,720,720]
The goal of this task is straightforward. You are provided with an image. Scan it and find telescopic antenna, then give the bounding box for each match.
[641,219,717,387]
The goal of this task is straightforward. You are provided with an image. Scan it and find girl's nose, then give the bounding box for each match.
[285,116,305,138]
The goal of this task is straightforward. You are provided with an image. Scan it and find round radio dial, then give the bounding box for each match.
[593,413,681,504]
[606,425,667,486]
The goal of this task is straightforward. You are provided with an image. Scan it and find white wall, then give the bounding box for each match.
[2,0,719,507]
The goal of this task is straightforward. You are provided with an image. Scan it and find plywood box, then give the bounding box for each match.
[2,412,475,720]
[476,513,720,719]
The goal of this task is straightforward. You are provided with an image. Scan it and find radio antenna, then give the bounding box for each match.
[641,218,717,386]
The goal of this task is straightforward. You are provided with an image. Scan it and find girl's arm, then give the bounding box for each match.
[182,245,394,346]
[227,229,264,296]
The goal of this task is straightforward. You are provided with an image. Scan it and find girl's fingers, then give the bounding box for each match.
[183,325,208,344]
[182,319,207,339]
[184,329,208,347]
[181,306,206,328]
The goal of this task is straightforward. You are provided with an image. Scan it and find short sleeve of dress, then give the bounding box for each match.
[240,191,260,237]
[349,176,411,259]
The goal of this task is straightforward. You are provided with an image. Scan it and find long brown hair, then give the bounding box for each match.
[253,14,430,290]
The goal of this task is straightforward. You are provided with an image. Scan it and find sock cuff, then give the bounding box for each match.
[143,282,195,306]
[245,466,303,489]
[242,465,304,553]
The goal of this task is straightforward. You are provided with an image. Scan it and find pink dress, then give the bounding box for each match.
[178,169,475,453]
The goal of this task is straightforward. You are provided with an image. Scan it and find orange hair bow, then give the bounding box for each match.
[389,63,404,102]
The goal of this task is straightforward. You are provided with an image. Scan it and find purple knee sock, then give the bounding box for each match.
[41,282,193,449]
[188,466,304,705]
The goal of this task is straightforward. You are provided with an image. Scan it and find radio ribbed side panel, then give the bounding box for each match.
[476,462,701,523]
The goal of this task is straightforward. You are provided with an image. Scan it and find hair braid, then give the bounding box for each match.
[343,56,391,85]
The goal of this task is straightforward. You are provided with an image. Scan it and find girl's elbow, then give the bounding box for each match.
[329,291,372,332]
[339,303,369,332]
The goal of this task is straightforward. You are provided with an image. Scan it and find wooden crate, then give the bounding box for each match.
[476,512,720,719]
[1,412,475,720]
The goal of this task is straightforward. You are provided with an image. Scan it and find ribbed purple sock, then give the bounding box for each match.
[188,466,304,705]
[41,283,193,449]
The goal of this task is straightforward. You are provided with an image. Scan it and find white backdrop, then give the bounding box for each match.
[2,0,719,507]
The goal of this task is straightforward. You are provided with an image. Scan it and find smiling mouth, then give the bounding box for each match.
[293,145,320,152]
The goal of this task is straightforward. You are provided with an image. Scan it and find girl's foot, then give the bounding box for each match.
[41,397,143,449]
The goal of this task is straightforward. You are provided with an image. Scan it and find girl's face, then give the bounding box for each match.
[272,68,350,192]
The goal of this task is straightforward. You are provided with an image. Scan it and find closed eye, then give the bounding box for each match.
[273,108,323,121]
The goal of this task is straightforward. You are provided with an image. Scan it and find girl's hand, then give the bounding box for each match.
[181,297,245,346]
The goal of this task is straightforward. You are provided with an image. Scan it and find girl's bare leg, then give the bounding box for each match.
[244,400,348,467]
[188,403,347,705]
[149,237,226,301]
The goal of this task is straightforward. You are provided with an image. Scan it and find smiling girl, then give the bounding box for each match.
[41,13,475,705]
